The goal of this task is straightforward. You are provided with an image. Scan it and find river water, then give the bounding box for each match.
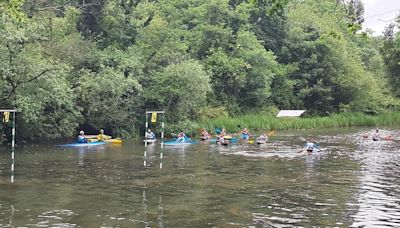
[0,128,399,227]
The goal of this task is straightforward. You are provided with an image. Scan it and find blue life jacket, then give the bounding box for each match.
[77,135,88,143]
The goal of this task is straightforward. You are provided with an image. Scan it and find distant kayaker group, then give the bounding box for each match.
[72,127,394,152]
[361,129,393,141]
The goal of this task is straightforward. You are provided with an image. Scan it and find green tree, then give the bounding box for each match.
[0,7,82,138]
[145,60,211,122]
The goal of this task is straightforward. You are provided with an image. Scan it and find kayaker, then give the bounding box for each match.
[304,138,318,152]
[372,129,380,141]
[362,131,369,140]
[145,128,156,140]
[77,130,88,143]
[256,133,268,143]
[201,129,211,140]
[97,129,111,141]
[176,130,187,143]
[241,128,252,142]
[384,135,393,141]
[217,134,229,145]
[218,128,227,136]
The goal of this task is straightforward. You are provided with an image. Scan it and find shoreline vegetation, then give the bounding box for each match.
[171,112,400,137]
[3,1,400,141]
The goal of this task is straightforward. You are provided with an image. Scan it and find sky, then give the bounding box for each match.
[362,0,400,35]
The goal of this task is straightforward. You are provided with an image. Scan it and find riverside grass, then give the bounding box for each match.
[192,112,400,134]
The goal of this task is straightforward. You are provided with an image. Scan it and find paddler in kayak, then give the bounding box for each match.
[362,131,369,140]
[256,132,268,144]
[97,129,111,141]
[77,130,88,143]
[176,130,187,143]
[372,129,380,141]
[216,128,230,145]
[201,129,211,140]
[241,128,252,142]
[145,128,156,140]
[303,138,319,153]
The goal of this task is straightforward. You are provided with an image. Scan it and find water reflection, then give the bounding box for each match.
[352,132,400,227]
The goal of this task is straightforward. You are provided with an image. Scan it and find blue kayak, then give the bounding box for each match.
[57,141,107,147]
[163,140,197,146]
[209,138,239,143]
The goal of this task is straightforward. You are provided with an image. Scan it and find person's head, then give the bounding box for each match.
[148,128,151,132]
[79,130,85,135]
[376,129,379,133]
[307,138,311,142]
[100,129,104,134]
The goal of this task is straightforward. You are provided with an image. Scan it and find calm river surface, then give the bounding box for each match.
[1,128,400,227]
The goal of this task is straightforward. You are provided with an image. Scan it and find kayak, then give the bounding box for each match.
[218,141,230,146]
[200,136,211,140]
[88,138,123,144]
[210,137,239,144]
[300,148,321,154]
[57,141,106,147]
[163,140,197,146]
[106,138,122,144]
[144,139,156,144]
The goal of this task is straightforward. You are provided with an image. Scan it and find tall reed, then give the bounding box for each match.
[195,112,400,134]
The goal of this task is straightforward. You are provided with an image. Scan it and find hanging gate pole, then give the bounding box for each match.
[144,113,149,167]
[11,111,15,183]
[1,109,18,183]
[143,109,165,168]
[160,114,165,169]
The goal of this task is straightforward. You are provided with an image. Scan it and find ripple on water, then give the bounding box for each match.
[351,130,400,227]
[252,212,301,227]
[30,209,77,228]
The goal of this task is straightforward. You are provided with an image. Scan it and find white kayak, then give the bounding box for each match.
[164,140,197,146]
[298,148,322,155]
[144,139,156,144]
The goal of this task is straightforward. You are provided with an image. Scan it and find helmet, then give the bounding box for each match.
[79,130,84,135]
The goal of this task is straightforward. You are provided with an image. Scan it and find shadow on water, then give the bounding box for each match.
[0,128,399,227]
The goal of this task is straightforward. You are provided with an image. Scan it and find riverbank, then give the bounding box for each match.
[181,112,400,135]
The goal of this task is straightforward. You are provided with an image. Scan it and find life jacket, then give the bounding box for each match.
[78,135,87,143]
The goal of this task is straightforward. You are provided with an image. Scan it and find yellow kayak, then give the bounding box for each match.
[223,135,232,140]
[88,138,123,144]
[105,138,123,144]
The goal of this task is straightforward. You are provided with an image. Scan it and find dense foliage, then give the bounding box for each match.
[0,0,399,139]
